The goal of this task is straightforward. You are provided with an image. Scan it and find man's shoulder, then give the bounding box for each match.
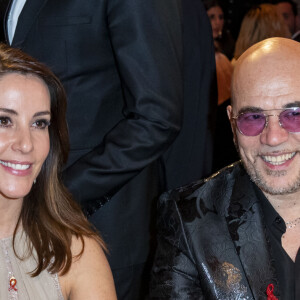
[159,161,244,216]
[173,161,242,199]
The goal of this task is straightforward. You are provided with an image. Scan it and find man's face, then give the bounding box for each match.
[228,52,300,196]
[276,2,296,35]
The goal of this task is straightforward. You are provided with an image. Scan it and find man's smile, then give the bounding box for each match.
[261,152,296,166]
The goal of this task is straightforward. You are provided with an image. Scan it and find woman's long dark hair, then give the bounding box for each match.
[202,0,223,11]
[0,43,105,276]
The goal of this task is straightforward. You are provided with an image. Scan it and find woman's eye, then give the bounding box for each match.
[33,119,51,129]
[0,117,12,127]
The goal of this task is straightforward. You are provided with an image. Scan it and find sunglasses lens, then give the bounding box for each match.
[280,107,300,132]
[236,112,266,136]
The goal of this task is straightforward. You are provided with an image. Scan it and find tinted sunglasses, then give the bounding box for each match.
[231,107,300,136]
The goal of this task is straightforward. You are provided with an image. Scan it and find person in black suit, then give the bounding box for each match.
[3,0,183,298]
[162,0,218,190]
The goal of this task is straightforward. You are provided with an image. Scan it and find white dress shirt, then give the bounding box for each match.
[7,0,27,44]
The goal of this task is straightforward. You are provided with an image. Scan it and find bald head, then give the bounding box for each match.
[227,37,300,197]
[232,37,300,108]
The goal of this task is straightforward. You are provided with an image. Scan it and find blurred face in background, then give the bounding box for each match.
[276,2,296,34]
[207,5,224,39]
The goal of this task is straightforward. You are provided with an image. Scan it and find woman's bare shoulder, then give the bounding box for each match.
[59,235,117,300]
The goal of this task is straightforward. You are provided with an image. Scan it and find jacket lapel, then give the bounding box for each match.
[226,170,279,299]
[1,0,12,42]
[192,165,254,299]
[11,0,48,47]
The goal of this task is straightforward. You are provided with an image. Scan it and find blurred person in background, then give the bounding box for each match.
[273,1,298,34]
[162,0,218,189]
[215,52,232,107]
[212,51,239,171]
[203,0,235,60]
[294,0,300,32]
[204,0,238,171]
[232,4,291,65]
[273,0,300,41]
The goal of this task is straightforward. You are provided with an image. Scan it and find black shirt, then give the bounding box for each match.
[253,183,300,299]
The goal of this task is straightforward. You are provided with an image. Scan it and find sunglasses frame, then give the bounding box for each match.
[231,107,300,136]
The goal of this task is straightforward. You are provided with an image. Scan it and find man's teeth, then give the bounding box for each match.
[262,152,296,165]
[0,160,30,170]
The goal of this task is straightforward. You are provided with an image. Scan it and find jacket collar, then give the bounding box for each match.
[11,0,48,47]
[226,167,279,299]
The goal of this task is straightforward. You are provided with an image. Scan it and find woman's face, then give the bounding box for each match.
[207,5,224,39]
[0,73,50,202]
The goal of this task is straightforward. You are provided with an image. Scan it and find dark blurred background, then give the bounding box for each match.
[221,0,300,39]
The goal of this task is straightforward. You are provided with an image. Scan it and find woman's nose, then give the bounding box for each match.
[11,127,34,153]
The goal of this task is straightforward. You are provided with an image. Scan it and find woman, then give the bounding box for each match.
[203,0,235,59]
[203,0,237,171]
[0,44,117,299]
[232,4,291,64]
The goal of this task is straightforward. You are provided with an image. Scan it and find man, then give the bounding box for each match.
[3,0,183,298]
[162,0,217,190]
[273,0,299,38]
[151,37,300,299]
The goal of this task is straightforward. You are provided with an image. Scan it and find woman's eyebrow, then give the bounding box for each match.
[0,108,18,115]
[33,111,51,117]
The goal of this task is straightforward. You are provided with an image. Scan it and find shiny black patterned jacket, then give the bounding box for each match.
[150,162,280,299]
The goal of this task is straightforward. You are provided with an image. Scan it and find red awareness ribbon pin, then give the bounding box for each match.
[266,283,278,300]
[9,276,17,291]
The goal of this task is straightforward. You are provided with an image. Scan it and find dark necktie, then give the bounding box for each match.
[0,0,11,43]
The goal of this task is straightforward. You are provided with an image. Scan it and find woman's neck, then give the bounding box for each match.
[0,198,22,238]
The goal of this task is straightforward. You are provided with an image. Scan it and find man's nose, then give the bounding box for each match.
[260,115,289,146]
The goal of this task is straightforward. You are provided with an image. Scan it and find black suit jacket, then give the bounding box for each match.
[162,0,217,190]
[151,163,281,299]
[8,0,183,269]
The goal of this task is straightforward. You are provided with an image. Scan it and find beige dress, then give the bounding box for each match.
[0,231,65,300]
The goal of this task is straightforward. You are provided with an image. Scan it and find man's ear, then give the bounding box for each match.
[226,105,238,151]
[226,105,233,131]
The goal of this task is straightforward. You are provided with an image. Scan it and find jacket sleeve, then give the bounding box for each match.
[63,0,183,210]
[150,191,204,299]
